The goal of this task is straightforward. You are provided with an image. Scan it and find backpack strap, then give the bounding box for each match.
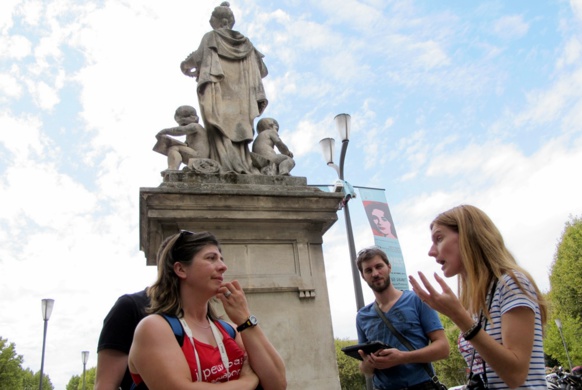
[159,314,235,344]
[160,314,185,346]
[217,319,236,339]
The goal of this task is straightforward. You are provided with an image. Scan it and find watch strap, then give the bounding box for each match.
[236,315,257,332]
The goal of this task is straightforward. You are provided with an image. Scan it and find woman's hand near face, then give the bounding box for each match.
[217,280,251,325]
[218,280,287,390]
[409,272,471,327]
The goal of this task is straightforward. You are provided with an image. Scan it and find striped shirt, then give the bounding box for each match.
[458,272,546,389]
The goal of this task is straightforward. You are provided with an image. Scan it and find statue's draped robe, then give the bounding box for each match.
[188,28,268,174]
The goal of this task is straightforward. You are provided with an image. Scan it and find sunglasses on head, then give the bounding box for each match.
[172,230,195,258]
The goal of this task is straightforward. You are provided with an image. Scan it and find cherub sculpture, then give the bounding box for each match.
[251,118,295,176]
[153,105,210,170]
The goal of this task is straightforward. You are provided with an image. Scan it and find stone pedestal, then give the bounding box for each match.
[140,172,344,389]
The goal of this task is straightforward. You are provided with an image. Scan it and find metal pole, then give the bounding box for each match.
[82,362,87,390]
[338,139,365,310]
[338,132,371,390]
[343,199,365,310]
[556,323,573,371]
[39,319,48,390]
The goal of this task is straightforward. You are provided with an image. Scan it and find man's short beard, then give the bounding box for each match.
[368,277,391,293]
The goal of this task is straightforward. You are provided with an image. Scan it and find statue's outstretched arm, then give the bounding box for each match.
[180,51,198,78]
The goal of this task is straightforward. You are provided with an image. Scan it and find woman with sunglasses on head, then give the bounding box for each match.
[409,205,547,389]
[128,231,286,390]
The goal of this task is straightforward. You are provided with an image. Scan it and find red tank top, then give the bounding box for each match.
[131,320,244,385]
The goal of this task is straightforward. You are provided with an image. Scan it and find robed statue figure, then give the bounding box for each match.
[180,1,268,174]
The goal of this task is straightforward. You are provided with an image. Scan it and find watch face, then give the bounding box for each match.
[249,315,258,325]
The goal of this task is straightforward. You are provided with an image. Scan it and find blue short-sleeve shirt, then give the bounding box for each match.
[356,290,443,390]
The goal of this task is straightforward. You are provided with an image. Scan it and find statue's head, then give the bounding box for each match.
[256,118,279,133]
[174,105,199,125]
[210,2,235,30]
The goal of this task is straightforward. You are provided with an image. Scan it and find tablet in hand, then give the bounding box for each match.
[341,341,392,360]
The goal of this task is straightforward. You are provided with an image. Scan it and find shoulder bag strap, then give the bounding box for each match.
[468,279,498,386]
[373,302,440,385]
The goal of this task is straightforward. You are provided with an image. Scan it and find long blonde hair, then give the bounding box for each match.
[431,205,547,324]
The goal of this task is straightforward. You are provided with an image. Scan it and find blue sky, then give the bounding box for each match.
[2,0,582,388]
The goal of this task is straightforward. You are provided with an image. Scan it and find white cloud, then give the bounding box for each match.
[0,34,32,58]
[411,39,451,69]
[18,0,44,27]
[284,117,329,158]
[0,0,19,32]
[514,68,582,128]
[0,71,22,99]
[557,37,582,69]
[0,164,97,227]
[571,0,582,22]
[492,15,529,39]
[0,111,46,163]
[26,79,61,110]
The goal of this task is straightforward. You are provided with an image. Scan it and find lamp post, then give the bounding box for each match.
[321,114,373,390]
[39,299,54,390]
[555,318,573,371]
[319,113,365,310]
[81,351,90,390]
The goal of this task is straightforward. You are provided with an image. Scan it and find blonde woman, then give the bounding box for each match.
[409,205,547,389]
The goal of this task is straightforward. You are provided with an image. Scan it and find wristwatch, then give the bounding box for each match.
[236,315,258,332]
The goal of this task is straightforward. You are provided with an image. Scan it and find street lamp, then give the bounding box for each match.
[319,113,365,310]
[555,318,573,371]
[81,351,90,390]
[39,298,54,390]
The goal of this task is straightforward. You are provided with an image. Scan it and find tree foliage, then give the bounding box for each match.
[0,337,24,389]
[22,368,39,390]
[546,216,582,367]
[66,366,96,390]
[550,216,582,320]
[335,338,366,390]
[432,314,467,388]
[0,336,54,390]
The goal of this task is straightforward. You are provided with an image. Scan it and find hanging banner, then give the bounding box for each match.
[358,188,408,291]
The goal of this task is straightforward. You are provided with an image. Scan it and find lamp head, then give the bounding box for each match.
[82,350,90,364]
[319,137,335,165]
[334,113,351,141]
[41,299,55,321]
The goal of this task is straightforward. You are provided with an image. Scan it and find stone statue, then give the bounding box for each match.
[251,118,295,176]
[153,105,211,171]
[180,1,268,174]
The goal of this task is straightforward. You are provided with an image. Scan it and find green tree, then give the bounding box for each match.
[432,314,467,388]
[335,338,366,390]
[550,216,582,320]
[22,368,54,390]
[66,366,96,390]
[0,337,54,390]
[21,368,38,390]
[546,216,582,367]
[0,337,24,389]
[66,375,80,390]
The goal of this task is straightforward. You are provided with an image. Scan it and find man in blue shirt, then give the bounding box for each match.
[356,247,449,390]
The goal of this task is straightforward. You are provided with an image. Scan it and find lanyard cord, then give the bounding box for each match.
[179,317,230,382]
[468,279,498,386]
